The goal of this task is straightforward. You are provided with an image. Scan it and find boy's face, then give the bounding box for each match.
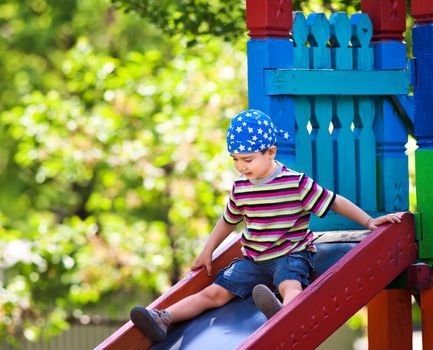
[230,146,277,180]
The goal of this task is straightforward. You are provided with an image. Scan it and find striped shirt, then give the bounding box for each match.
[223,162,335,261]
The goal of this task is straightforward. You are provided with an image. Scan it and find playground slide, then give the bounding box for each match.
[95,212,416,350]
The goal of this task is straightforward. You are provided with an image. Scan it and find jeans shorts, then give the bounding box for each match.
[214,250,315,299]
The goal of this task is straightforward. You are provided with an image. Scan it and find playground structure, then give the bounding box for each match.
[96,0,433,349]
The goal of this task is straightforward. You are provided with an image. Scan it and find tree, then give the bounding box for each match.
[0,0,247,344]
[111,0,362,44]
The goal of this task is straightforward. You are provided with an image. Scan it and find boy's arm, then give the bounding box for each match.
[330,194,401,230]
[191,215,237,276]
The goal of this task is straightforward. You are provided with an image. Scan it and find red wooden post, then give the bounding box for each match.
[246,0,292,38]
[420,283,433,350]
[367,289,413,350]
[361,0,406,42]
[411,0,433,25]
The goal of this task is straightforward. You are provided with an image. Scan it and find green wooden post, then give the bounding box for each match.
[416,151,433,263]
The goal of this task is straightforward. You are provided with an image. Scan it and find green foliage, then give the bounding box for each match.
[0,0,247,343]
[111,0,362,44]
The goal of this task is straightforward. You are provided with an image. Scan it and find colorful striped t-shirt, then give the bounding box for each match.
[223,162,335,261]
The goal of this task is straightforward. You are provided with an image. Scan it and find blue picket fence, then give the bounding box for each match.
[247,12,411,230]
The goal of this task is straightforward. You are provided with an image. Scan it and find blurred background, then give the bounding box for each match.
[0,0,418,348]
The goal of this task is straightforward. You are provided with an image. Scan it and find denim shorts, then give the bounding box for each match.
[214,250,315,299]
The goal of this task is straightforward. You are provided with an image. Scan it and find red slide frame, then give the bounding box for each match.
[95,212,416,350]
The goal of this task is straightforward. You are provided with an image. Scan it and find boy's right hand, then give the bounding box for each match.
[191,249,213,277]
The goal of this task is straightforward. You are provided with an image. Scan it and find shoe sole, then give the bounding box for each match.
[252,284,282,319]
[130,306,166,342]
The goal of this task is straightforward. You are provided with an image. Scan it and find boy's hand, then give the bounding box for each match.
[367,213,401,230]
[191,249,213,277]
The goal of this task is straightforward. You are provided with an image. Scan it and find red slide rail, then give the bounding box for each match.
[238,212,417,349]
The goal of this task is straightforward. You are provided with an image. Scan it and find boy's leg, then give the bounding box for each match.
[252,280,302,319]
[253,251,312,319]
[130,284,235,342]
[279,279,302,305]
[166,284,235,322]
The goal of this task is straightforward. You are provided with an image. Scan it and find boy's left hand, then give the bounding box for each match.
[368,213,401,230]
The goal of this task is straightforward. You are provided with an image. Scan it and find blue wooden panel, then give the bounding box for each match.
[373,41,407,70]
[390,95,414,135]
[294,96,313,177]
[310,211,387,231]
[372,38,410,213]
[333,96,356,202]
[413,24,433,149]
[351,14,373,71]
[355,97,377,212]
[312,96,334,190]
[264,69,409,95]
[247,38,296,168]
[329,12,352,70]
[270,96,296,168]
[247,38,293,110]
[374,98,409,212]
[293,12,309,69]
[307,13,331,69]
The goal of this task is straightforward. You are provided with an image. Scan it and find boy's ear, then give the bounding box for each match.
[268,145,277,157]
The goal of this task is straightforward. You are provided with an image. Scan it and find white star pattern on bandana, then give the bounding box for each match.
[226,109,291,154]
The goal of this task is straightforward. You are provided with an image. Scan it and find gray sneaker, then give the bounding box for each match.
[252,284,282,319]
[130,306,173,342]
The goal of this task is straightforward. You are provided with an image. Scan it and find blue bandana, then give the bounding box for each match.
[226,109,290,153]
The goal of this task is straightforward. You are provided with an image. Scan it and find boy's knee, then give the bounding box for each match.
[200,285,233,306]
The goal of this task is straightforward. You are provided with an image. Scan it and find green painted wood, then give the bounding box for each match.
[333,96,356,202]
[294,96,313,176]
[293,12,309,69]
[307,13,331,69]
[264,69,409,95]
[355,97,377,211]
[351,13,374,70]
[312,96,334,190]
[330,12,352,70]
[415,150,433,262]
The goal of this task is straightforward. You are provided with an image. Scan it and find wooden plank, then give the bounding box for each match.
[94,236,243,350]
[313,230,369,243]
[351,14,374,70]
[355,97,377,211]
[307,13,331,69]
[329,13,352,70]
[334,96,356,201]
[292,12,309,69]
[374,98,409,212]
[264,69,409,95]
[367,289,413,350]
[312,96,334,190]
[247,38,296,169]
[416,150,433,262]
[420,282,433,350]
[238,212,417,349]
[294,96,313,176]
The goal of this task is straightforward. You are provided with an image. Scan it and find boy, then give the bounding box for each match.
[130,109,401,343]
